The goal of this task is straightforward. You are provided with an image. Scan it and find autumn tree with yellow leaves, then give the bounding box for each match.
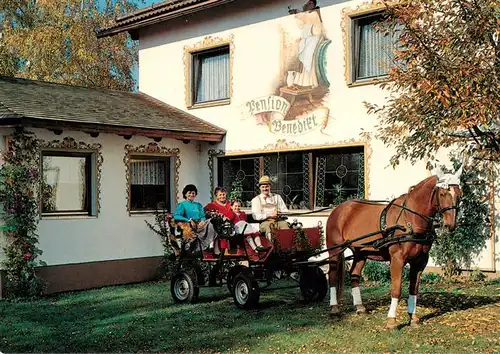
[365,0,499,168]
[0,0,142,90]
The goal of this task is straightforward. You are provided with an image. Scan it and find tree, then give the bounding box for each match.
[365,0,499,168]
[0,0,142,91]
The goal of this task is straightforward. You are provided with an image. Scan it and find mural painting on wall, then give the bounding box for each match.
[241,0,331,136]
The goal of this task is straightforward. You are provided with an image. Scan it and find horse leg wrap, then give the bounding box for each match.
[407,295,417,314]
[351,287,362,306]
[387,297,399,318]
[329,287,338,306]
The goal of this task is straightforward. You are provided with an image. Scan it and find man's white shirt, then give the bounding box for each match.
[251,193,289,221]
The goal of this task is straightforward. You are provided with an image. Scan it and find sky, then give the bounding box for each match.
[137,0,165,8]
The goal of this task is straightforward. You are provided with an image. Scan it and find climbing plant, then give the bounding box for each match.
[430,155,491,278]
[0,128,46,298]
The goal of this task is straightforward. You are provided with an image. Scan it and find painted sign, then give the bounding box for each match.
[241,95,329,135]
[241,5,332,136]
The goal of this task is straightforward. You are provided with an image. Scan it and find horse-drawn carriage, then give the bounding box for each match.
[158,162,465,330]
[166,214,330,309]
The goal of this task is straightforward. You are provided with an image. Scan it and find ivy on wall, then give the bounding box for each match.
[0,128,46,298]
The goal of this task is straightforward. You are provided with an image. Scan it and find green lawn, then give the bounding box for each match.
[0,278,498,353]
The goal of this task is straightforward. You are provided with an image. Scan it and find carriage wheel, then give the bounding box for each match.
[299,266,328,303]
[227,265,248,295]
[171,270,199,303]
[232,271,260,309]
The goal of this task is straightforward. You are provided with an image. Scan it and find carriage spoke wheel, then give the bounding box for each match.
[299,266,328,303]
[171,270,199,303]
[232,271,260,309]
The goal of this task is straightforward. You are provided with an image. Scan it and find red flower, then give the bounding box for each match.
[23,253,31,260]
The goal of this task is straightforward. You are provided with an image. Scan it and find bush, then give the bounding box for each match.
[361,260,409,284]
[144,204,177,280]
[469,268,487,282]
[421,272,442,284]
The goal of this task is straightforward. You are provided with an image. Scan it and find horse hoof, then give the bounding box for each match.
[386,317,398,330]
[356,305,367,315]
[330,305,341,319]
[409,314,421,327]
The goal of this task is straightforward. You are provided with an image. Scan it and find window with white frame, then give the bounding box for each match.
[350,11,399,83]
[41,151,96,215]
[191,45,230,105]
[129,157,171,211]
[217,146,365,210]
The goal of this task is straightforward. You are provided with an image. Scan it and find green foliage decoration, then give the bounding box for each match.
[228,179,243,202]
[0,128,46,298]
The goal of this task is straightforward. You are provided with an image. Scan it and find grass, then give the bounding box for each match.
[0,278,499,353]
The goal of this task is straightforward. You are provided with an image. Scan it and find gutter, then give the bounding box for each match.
[97,0,237,38]
[0,117,225,143]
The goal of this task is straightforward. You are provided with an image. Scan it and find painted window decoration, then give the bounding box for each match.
[191,45,230,104]
[217,146,364,210]
[41,151,94,215]
[129,158,171,211]
[351,11,399,82]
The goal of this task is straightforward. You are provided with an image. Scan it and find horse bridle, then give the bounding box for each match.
[432,184,461,217]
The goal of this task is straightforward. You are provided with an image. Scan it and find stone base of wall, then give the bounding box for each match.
[424,266,500,279]
[33,256,164,296]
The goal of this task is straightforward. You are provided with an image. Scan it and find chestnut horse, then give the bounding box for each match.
[326,168,462,329]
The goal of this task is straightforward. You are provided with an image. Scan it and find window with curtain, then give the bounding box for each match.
[130,158,170,211]
[217,147,365,210]
[191,45,230,104]
[41,151,93,215]
[352,11,398,82]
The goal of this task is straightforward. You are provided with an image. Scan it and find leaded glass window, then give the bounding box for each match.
[216,146,365,210]
[263,152,310,209]
[314,147,364,207]
[219,157,260,206]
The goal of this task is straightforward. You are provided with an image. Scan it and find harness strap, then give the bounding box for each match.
[371,231,436,249]
[379,198,397,231]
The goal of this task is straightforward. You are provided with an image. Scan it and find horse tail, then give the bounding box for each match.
[336,251,345,300]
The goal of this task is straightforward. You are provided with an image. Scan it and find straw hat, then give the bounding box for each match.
[259,175,271,186]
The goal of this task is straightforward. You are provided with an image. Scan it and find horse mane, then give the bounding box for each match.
[405,175,438,219]
[407,175,437,197]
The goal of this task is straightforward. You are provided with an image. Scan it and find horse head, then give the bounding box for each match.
[433,165,463,230]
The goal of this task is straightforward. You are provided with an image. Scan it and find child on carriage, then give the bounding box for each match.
[231,200,268,253]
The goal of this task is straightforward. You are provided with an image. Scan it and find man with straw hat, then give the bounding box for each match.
[251,175,290,239]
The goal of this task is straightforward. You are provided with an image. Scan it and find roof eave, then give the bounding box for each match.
[0,117,225,143]
[96,0,236,38]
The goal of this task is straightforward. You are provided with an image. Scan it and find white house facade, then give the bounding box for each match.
[99,0,498,274]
